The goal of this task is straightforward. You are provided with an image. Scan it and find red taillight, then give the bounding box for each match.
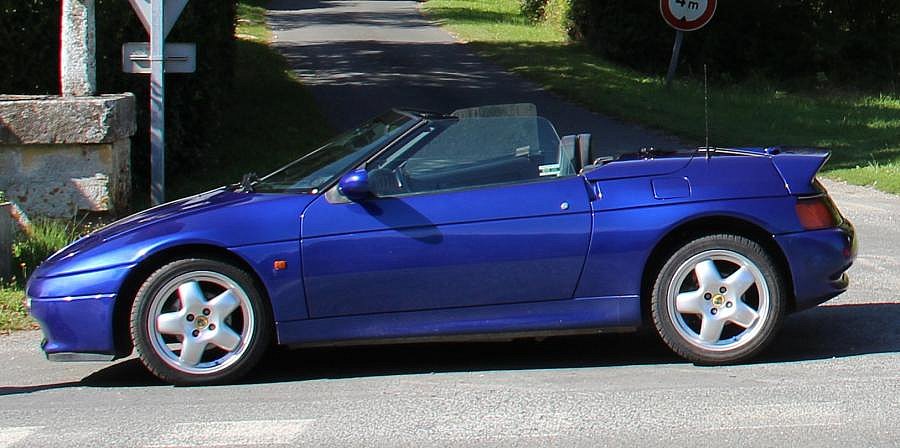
[796,197,839,230]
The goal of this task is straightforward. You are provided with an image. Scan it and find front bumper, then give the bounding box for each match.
[775,220,857,310]
[26,264,133,360]
[29,294,119,358]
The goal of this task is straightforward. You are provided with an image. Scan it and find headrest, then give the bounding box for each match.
[558,135,578,177]
[559,134,592,176]
[576,134,592,172]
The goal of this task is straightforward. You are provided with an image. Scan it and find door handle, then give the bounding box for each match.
[591,182,603,200]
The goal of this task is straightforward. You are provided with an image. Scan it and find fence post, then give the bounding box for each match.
[61,0,97,96]
[0,202,12,280]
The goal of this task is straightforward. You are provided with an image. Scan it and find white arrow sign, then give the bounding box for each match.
[125,0,192,205]
[127,0,189,39]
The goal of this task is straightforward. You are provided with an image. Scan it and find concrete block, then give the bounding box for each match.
[0,94,136,218]
[0,94,136,145]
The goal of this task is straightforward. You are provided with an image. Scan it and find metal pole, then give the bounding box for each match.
[665,30,684,88]
[704,64,711,159]
[150,0,166,205]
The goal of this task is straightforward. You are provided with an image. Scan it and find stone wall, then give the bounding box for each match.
[0,94,136,218]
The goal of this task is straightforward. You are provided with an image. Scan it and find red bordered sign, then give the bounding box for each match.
[660,0,717,32]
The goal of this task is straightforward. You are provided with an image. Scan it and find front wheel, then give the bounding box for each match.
[131,259,272,385]
[651,234,786,365]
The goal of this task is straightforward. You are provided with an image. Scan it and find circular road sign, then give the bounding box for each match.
[660,0,717,32]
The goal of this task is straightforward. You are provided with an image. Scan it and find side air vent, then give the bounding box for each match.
[652,177,691,199]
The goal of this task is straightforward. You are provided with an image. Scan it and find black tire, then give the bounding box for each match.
[130,258,272,385]
[651,234,786,365]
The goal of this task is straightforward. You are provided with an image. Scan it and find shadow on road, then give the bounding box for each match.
[0,362,165,396]
[0,302,895,394]
[761,302,900,362]
[242,302,900,385]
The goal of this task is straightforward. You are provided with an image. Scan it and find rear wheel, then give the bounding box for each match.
[131,259,271,385]
[651,234,786,364]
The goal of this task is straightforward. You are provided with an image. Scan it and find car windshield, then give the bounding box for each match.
[253,110,420,193]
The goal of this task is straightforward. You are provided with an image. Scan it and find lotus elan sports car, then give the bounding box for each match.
[26,106,856,385]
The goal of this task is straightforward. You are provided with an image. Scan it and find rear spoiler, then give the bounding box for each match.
[767,147,830,195]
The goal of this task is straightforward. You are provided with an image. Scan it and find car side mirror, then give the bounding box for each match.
[338,168,371,202]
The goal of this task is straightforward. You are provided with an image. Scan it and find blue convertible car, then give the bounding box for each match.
[27,106,856,385]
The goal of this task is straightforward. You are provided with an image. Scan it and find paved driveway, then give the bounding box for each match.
[267,0,682,154]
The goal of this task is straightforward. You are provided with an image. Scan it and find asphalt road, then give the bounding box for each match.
[0,187,897,448]
[266,0,682,154]
[1,0,899,446]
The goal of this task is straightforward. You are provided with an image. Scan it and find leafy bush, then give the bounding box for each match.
[520,0,569,28]
[0,0,237,202]
[12,218,79,282]
[567,0,900,89]
[542,0,570,30]
[520,0,548,22]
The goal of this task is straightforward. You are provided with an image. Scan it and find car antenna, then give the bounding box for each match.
[704,64,712,160]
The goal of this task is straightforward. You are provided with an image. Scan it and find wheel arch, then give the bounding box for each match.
[639,215,795,325]
[111,244,273,358]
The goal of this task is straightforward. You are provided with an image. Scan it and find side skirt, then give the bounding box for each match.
[275,295,641,348]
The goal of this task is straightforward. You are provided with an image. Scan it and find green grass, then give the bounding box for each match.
[236,0,271,42]
[170,0,333,198]
[0,285,34,333]
[12,218,79,281]
[425,0,564,43]
[830,160,900,193]
[424,0,900,194]
[2,216,100,332]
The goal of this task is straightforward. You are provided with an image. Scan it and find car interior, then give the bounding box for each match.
[367,116,594,197]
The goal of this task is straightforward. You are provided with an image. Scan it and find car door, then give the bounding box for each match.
[300,116,593,318]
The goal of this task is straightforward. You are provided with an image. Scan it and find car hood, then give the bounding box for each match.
[93,188,244,241]
[38,188,314,276]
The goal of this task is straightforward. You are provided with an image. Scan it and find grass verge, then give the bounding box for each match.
[423,0,900,194]
[0,285,34,333]
[1,217,101,332]
[170,0,333,198]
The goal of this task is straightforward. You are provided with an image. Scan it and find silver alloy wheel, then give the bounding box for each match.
[666,249,770,351]
[146,271,256,374]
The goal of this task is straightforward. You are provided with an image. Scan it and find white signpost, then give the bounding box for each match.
[123,42,196,74]
[125,0,193,205]
[660,0,717,86]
